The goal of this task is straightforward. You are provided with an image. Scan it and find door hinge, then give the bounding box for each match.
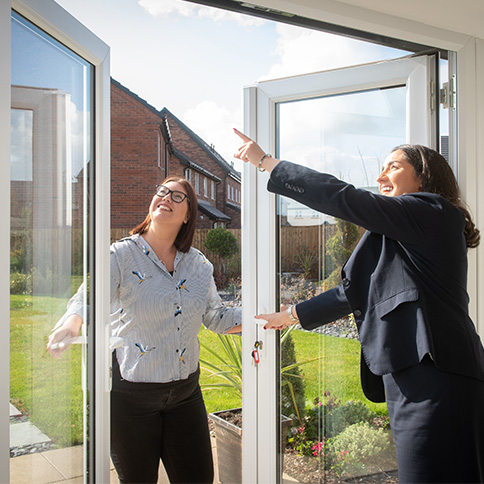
[440,75,456,111]
[430,80,436,112]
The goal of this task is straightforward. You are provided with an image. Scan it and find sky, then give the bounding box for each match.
[53,0,409,175]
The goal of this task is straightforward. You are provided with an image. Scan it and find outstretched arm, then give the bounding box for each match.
[233,129,280,173]
[257,305,299,331]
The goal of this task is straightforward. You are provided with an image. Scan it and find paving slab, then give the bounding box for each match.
[10,421,51,448]
[10,403,22,418]
[10,452,65,484]
[42,446,84,480]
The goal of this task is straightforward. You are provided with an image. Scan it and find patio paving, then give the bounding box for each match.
[10,441,214,483]
[9,403,296,483]
[9,440,298,483]
[10,404,53,458]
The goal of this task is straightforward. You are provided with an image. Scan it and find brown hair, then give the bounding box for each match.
[393,144,480,248]
[129,176,198,252]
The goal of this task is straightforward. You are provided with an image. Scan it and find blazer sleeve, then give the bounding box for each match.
[296,284,352,330]
[268,160,456,245]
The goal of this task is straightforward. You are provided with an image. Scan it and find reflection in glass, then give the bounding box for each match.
[10,11,92,482]
[277,88,404,482]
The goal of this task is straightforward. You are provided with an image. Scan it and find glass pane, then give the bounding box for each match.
[277,88,404,483]
[10,11,92,482]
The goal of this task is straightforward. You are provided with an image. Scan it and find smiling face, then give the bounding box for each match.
[377,150,422,197]
[149,181,189,229]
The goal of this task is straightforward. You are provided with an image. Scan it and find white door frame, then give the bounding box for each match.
[242,55,434,482]
[0,1,111,482]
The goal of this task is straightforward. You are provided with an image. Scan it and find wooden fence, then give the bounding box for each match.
[110,228,241,250]
[111,225,338,275]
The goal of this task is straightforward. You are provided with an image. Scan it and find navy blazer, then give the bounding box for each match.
[268,161,484,402]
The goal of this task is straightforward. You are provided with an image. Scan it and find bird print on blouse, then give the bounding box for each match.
[176,279,189,291]
[135,342,156,358]
[174,304,182,317]
[132,270,152,284]
[118,308,128,325]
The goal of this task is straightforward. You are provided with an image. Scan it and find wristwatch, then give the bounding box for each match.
[286,305,299,323]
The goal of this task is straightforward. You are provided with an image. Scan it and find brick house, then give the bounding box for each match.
[111,78,241,231]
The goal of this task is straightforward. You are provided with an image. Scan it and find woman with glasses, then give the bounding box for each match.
[48,176,242,484]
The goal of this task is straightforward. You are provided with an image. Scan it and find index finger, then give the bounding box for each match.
[233,128,252,143]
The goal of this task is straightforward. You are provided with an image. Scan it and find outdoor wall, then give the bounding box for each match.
[164,112,242,228]
[111,81,165,229]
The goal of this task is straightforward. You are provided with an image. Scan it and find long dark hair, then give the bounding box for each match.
[393,144,480,248]
[129,176,198,252]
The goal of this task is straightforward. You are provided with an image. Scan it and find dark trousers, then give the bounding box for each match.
[110,371,214,484]
[383,355,484,484]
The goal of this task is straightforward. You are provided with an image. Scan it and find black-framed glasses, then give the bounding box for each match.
[155,185,189,204]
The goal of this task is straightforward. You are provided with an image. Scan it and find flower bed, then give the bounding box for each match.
[283,393,397,482]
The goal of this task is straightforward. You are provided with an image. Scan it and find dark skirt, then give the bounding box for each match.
[383,355,484,484]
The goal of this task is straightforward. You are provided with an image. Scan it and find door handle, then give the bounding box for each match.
[50,335,85,350]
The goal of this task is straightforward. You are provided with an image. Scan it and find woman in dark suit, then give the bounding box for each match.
[234,129,484,483]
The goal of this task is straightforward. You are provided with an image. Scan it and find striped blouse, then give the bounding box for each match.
[60,234,242,383]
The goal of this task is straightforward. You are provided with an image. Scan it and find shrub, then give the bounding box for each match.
[204,227,239,288]
[326,400,376,437]
[329,422,392,476]
[204,227,239,259]
[293,245,318,279]
[10,272,32,295]
[281,331,306,423]
[324,219,361,290]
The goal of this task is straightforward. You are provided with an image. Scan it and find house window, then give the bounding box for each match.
[295,209,303,218]
[204,177,208,197]
[227,184,230,200]
[195,172,199,194]
[211,180,215,200]
[185,168,192,183]
[214,221,225,229]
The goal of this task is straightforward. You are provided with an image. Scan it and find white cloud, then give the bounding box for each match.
[182,101,243,171]
[138,0,265,27]
[260,23,402,81]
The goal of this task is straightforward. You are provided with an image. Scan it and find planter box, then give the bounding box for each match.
[209,407,292,484]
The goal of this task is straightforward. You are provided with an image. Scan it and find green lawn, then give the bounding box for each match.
[288,330,388,415]
[10,294,84,447]
[198,327,388,416]
[10,295,386,448]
